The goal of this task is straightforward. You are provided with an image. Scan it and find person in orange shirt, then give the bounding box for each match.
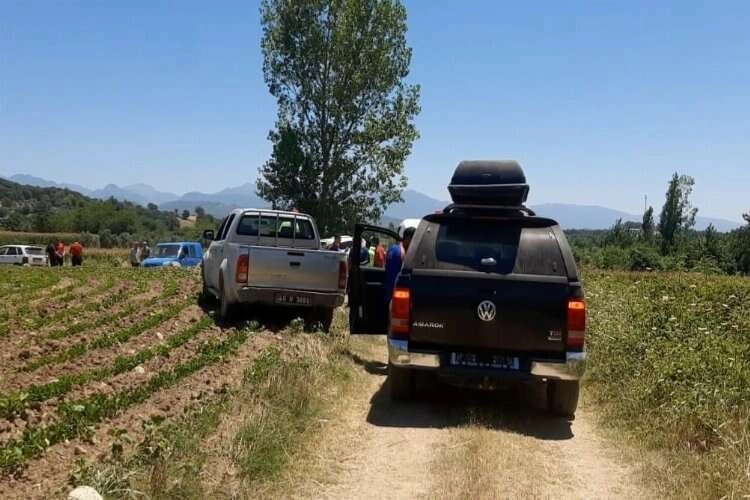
[372,236,386,268]
[70,241,83,266]
[55,241,65,267]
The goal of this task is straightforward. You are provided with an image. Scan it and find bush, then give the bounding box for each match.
[597,246,629,270]
[628,246,662,271]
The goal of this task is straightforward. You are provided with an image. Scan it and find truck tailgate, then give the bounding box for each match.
[408,270,569,355]
[245,246,342,292]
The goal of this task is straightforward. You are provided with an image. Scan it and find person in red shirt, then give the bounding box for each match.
[372,236,386,268]
[70,241,83,266]
[55,241,65,267]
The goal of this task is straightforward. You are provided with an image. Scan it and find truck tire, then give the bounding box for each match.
[388,363,414,401]
[200,269,214,305]
[548,380,580,418]
[318,307,334,333]
[218,278,235,321]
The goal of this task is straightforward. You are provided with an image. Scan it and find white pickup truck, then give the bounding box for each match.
[201,209,347,330]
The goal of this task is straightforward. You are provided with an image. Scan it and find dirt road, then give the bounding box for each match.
[293,337,651,500]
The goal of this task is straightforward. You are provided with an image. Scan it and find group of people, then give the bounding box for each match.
[359,236,386,267]
[45,240,84,267]
[129,241,151,267]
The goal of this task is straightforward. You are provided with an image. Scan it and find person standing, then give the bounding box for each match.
[129,242,141,267]
[46,242,56,267]
[360,238,371,266]
[141,241,151,261]
[383,227,416,302]
[372,236,385,268]
[55,241,65,267]
[367,238,376,265]
[70,241,83,266]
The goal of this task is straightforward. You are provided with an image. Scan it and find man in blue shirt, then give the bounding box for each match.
[384,227,416,302]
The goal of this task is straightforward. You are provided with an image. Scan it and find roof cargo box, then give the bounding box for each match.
[448,160,529,206]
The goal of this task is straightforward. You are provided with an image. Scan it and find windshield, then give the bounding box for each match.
[154,244,181,258]
[423,220,566,276]
[236,214,316,240]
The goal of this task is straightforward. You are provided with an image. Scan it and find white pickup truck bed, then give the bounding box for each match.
[201,209,347,330]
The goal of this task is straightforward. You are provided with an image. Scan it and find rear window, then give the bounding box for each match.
[236,214,315,240]
[421,220,566,276]
[25,247,44,255]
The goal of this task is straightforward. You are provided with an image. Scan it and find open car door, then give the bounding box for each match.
[349,223,400,334]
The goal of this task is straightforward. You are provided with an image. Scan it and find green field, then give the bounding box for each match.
[584,269,750,496]
[0,265,747,498]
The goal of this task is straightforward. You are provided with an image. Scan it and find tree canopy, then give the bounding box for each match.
[658,173,698,254]
[257,0,420,234]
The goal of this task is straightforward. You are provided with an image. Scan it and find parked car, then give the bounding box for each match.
[348,161,586,418]
[201,209,347,330]
[142,242,203,268]
[0,245,49,266]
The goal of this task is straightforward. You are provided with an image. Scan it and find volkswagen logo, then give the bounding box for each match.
[477,300,496,322]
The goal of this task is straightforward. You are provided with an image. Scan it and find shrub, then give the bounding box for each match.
[628,245,662,271]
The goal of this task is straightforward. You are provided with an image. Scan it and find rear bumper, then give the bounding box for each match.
[236,286,344,308]
[387,338,586,381]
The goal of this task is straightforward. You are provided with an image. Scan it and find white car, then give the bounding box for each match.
[0,245,49,266]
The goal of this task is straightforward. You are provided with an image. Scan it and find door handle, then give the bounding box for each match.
[290,262,301,267]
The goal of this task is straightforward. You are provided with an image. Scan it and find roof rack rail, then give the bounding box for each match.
[442,203,537,217]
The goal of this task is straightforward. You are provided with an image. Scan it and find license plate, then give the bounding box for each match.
[449,352,519,370]
[274,293,311,306]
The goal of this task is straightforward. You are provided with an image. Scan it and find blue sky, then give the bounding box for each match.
[1,1,748,221]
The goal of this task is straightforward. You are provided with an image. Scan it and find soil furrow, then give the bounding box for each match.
[1,298,196,392]
[0,329,274,500]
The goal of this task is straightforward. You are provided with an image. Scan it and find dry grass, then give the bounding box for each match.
[429,423,546,500]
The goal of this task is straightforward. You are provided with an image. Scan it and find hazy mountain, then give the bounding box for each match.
[388,193,741,232]
[161,182,267,216]
[386,189,448,219]
[4,174,742,231]
[8,174,92,196]
[121,183,178,205]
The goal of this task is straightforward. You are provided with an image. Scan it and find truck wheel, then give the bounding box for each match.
[318,307,334,333]
[388,363,414,401]
[218,279,234,321]
[548,380,580,418]
[200,271,214,305]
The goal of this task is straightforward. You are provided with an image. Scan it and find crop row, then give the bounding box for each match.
[42,272,180,342]
[0,316,214,419]
[23,301,190,372]
[0,324,252,473]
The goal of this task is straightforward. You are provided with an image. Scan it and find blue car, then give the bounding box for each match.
[142,242,203,268]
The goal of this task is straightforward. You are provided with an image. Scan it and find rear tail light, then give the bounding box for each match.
[567,298,586,350]
[338,261,347,290]
[390,288,412,335]
[236,254,249,283]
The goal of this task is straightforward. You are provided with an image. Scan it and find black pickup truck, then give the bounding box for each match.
[348,161,586,418]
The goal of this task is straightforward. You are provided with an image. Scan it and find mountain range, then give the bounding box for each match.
[4,174,742,232]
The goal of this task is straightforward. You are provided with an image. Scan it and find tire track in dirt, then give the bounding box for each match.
[279,337,452,500]
[287,337,651,500]
[0,330,276,500]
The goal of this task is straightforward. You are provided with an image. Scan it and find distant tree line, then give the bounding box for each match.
[0,178,216,247]
[569,173,750,275]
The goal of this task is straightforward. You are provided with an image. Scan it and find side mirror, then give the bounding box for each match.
[203,230,215,241]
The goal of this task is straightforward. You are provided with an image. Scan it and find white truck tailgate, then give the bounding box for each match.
[247,246,342,292]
